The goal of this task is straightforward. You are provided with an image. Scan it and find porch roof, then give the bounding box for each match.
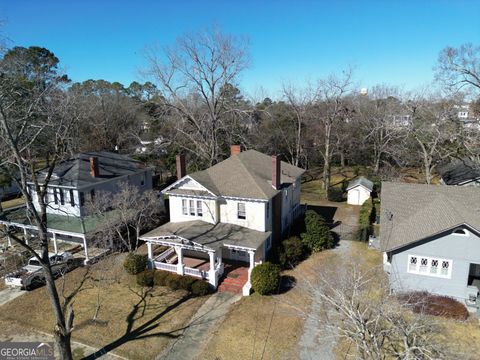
[140,220,271,252]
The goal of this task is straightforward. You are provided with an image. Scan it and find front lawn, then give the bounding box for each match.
[0,253,208,359]
[199,248,344,360]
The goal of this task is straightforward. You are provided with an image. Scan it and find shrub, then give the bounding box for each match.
[191,280,210,296]
[179,276,198,292]
[280,236,305,268]
[153,270,171,286]
[136,270,154,287]
[165,273,183,290]
[301,210,334,252]
[123,252,147,275]
[251,262,281,295]
[398,291,468,320]
[357,199,374,241]
[327,186,344,202]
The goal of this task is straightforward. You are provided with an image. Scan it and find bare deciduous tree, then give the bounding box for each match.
[314,69,353,192]
[0,46,79,359]
[436,43,480,93]
[144,27,250,166]
[87,182,161,252]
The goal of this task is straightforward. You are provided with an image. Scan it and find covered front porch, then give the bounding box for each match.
[140,220,270,296]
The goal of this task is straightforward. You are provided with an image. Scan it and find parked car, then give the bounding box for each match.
[4,251,75,290]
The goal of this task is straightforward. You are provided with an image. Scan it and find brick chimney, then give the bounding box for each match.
[272,155,281,190]
[230,145,242,156]
[176,154,186,180]
[90,156,99,178]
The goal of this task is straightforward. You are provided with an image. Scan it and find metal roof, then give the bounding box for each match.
[346,176,374,192]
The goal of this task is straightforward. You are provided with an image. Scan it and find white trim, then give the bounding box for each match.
[140,235,215,252]
[221,195,268,203]
[161,175,217,197]
[346,184,372,192]
[223,243,257,251]
[407,254,453,279]
[452,228,469,237]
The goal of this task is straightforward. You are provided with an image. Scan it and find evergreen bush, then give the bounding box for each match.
[123,252,147,275]
[301,210,334,252]
[251,262,281,295]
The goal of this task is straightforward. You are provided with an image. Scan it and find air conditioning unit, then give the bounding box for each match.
[466,286,479,306]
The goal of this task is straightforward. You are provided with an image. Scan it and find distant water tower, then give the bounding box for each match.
[360,88,368,95]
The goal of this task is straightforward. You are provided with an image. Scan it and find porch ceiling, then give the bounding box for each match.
[140,220,270,252]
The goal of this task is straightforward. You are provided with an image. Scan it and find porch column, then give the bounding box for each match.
[147,242,153,269]
[208,251,218,288]
[52,233,58,254]
[243,250,256,296]
[6,228,11,247]
[175,246,184,275]
[83,236,89,265]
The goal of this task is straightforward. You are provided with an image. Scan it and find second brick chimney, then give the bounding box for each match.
[230,145,242,156]
[90,156,99,178]
[176,154,186,180]
[272,155,281,190]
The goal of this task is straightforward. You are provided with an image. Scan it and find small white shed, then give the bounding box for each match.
[346,177,373,205]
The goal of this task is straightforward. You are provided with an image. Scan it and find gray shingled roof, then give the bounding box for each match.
[437,158,480,185]
[185,150,305,200]
[140,220,271,251]
[34,151,147,189]
[380,182,480,252]
[346,176,373,192]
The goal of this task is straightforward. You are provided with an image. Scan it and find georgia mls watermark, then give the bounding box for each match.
[0,342,54,360]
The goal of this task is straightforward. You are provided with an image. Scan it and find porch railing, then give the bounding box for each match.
[184,266,209,280]
[154,262,177,272]
[155,248,175,263]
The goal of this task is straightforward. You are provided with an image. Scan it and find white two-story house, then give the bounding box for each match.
[30,151,152,217]
[1,151,152,263]
[140,146,305,295]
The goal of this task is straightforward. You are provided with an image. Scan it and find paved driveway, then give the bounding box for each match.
[0,286,25,306]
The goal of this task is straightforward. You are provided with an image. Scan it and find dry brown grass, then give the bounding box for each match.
[0,253,208,359]
[199,249,341,360]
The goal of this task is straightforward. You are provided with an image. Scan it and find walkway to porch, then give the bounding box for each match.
[218,263,249,295]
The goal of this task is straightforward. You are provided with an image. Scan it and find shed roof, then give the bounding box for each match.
[379,182,480,252]
[140,220,271,251]
[182,150,305,200]
[346,176,373,192]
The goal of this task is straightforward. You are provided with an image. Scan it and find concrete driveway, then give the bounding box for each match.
[0,286,25,306]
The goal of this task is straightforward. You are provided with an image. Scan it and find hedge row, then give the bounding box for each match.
[136,270,210,296]
[357,199,375,241]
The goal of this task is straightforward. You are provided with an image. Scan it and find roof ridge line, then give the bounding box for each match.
[237,154,272,198]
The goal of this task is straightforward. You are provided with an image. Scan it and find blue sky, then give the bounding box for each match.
[1,0,479,97]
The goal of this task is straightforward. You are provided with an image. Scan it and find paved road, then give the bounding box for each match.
[158,292,239,360]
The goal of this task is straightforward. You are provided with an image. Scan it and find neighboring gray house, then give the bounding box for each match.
[30,151,153,216]
[438,159,480,187]
[380,182,480,312]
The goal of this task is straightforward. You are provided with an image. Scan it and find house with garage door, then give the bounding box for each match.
[140,146,305,295]
[380,182,480,312]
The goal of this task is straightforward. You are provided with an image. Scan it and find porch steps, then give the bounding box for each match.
[218,266,248,295]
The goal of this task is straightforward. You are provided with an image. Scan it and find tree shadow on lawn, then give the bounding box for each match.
[82,287,196,359]
[277,275,297,295]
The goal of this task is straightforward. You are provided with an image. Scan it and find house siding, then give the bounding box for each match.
[169,195,218,224]
[219,198,267,232]
[388,229,480,302]
[32,169,152,217]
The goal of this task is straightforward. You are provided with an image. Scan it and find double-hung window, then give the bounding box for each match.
[182,199,188,215]
[59,189,64,205]
[196,200,203,216]
[70,189,75,206]
[237,202,246,220]
[189,200,195,216]
[53,188,58,205]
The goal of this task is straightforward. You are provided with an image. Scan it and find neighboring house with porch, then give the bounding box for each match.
[30,151,152,217]
[380,182,480,313]
[0,151,153,263]
[140,146,305,295]
[438,159,480,187]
